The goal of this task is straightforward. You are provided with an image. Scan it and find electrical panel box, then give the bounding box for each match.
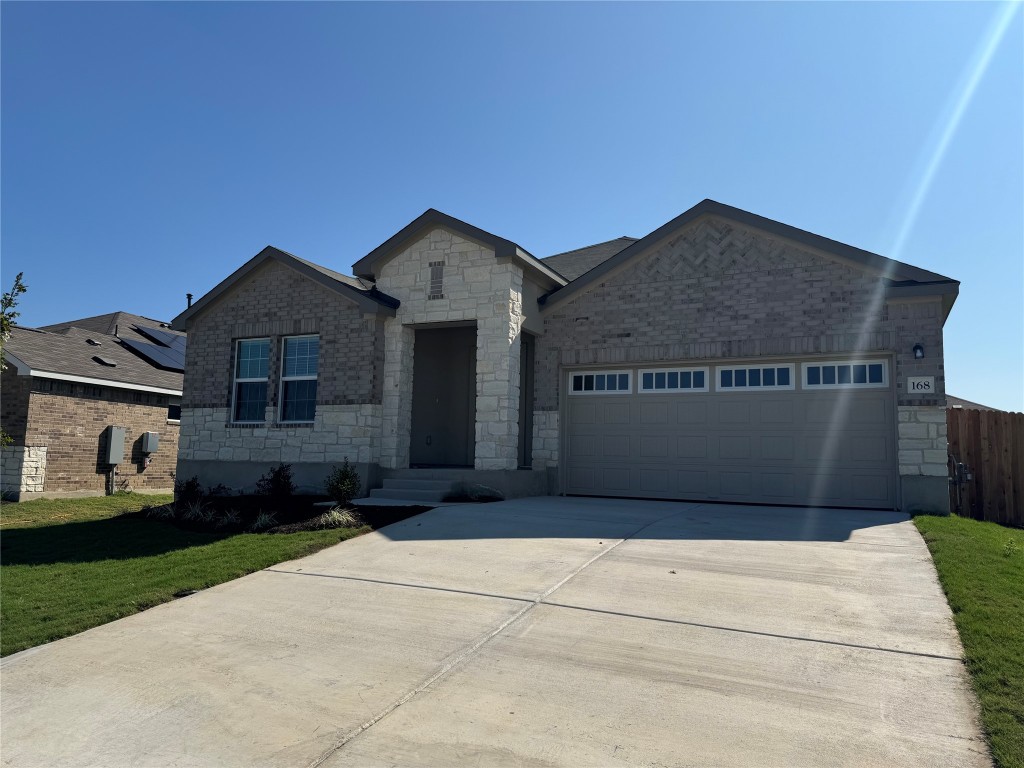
[142,431,160,454]
[105,426,126,465]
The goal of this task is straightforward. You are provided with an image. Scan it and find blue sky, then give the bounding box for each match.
[2,2,1022,410]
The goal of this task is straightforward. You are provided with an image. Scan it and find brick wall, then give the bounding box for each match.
[536,216,946,412]
[1,369,31,444]
[6,375,179,494]
[182,259,385,410]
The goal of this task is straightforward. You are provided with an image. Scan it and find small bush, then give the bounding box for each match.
[314,506,363,529]
[181,500,209,522]
[256,464,295,503]
[145,504,176,520]
[325,459,362,505]
[250,511,278,532]
[214,508,241,528]
[174,476,203,506]
[205,484,232,498]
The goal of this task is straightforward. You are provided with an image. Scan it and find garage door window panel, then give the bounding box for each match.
[803,361,888,389]
[570,371,631,395]
[639,367,708,393]
[716,364,795,392]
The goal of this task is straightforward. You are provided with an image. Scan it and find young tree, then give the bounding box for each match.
[1,272,28,446]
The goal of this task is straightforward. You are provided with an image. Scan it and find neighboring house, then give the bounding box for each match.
[946,394,998,411]
[1,312,184,500]
[172,200,957,512]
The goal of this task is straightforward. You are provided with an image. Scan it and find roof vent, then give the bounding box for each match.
[86,338,102,346]
[92,356,117,367]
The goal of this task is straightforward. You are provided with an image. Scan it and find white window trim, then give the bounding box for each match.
[801,360,889,390]
[231,338,270,424]
[278,334,320,423]
[638,367,710,393]
[715,363,797,392]
[568,370,633,395]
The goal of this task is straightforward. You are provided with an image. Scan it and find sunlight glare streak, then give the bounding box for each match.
[805,1,1020,517]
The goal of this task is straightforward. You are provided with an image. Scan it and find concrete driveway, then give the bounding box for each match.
[1,497,987,767]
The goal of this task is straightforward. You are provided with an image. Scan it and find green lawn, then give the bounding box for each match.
[915,514,1024,768]
[0,494,366,657]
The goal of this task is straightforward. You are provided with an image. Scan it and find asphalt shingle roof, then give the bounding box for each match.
[6,321,184,393]
[541,237,638,281]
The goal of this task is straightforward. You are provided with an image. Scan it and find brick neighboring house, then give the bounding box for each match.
[1,312,184,500]
[172,200,958,513]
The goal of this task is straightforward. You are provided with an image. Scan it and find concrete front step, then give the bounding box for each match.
[381,478,452,492]
[368,487,449,502]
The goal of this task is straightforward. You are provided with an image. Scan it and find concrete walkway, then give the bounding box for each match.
[1,497,988,767]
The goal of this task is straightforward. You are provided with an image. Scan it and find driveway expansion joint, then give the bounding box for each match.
[304,504,702,768]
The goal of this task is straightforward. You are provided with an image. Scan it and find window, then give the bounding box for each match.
[716,364,795,391]
[428,261,444,300]
[569,370,631,394]
[639,367,709,393]
[233,338,270,422]
[803,360,887,389]
[167,397,182,423]
[280,335,319,422]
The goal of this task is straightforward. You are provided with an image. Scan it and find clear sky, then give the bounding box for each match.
[2,1,1022,411]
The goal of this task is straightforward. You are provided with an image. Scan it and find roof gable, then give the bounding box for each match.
[540,200,959,314]
[352,209,567,287]
[171,246,398,330]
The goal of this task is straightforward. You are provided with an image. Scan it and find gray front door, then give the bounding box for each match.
[410,326,476,467]
[564,359,898,509]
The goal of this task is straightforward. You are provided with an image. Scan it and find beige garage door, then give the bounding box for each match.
[563,360,898,509]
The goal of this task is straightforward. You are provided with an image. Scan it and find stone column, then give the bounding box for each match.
[380,319,414,469]
[474,266,524,470]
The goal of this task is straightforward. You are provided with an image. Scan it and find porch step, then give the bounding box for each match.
[381,478,452,492]
[368,487,450,503]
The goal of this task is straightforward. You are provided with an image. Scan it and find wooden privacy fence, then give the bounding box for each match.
[946,408,1024,527]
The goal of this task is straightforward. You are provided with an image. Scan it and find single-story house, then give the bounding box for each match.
[172,200,956,512]
[1,312,184,500]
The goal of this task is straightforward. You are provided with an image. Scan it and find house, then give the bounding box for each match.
[1,312,184,500]
[171,200,957,513]
[946,394,998,411]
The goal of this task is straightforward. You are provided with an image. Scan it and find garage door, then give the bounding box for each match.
[563,359,897,509]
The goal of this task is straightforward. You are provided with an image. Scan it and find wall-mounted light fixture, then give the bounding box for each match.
[913,343,925,359]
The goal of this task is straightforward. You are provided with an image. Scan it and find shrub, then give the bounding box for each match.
[145,504,176,520]
[314,506,363,529]
[325,459,362,505]
[174,476,203,506]
[250,511,278,532]
[181,500,209,522]
[255,464,295,503]
[205,483,232,498]
[214,508,241,528]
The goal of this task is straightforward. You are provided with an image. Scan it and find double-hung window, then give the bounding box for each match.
[233,338,270,423]
[280,335,319,422]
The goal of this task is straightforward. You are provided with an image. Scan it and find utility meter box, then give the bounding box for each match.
[142,431,160,454]
[105,426,126,465]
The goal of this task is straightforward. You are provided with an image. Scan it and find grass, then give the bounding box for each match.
[915,514,1024,768]
[0,493,367,657]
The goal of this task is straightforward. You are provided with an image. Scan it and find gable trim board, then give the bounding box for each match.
[174,200,955,513]
[539,199,959,316]
[352,208,568,288]
[172,246,399,331]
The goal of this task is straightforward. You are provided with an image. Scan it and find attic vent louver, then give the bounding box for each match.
[93,356,117,367]
[86,338,102,346]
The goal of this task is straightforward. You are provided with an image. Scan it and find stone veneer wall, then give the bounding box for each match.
[178,404,381,465]
[531,411,559,470]
[376,229,525,471]
[898,406,948,477]
[1,446,47,497]
[534,216,950,510]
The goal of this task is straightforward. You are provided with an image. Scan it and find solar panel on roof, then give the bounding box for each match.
[132,324,185,351]
[121,338,185,372]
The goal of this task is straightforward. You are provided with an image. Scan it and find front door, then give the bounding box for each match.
[410,325,476,467]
